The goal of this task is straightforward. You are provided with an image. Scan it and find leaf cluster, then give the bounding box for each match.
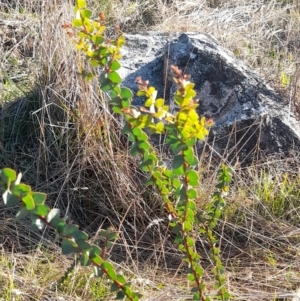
[0,167,141,301]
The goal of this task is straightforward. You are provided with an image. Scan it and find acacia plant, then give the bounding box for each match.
[0,0,232,300]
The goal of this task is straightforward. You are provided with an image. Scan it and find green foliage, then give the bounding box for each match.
[0,167,140,301]
[68,2,231,299]
[0,1,232,300]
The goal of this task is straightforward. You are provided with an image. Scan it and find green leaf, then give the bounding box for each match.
[172,179,181,189]
[100,56,108,66]
[106,241,114,249]
[110,283,119,292]
[172,224,181,235]
[130,143,139,156]
[77,0,86,9]
[223,292,230,300]
[139,132,148,141]
[110,60,121,71]
[186,170,199,187]
[112,106,122,114]
[50,217,66,233]
[185,137,197,147]
[31,192,47,204]
[121,123,132,135]
[186,208,195,222]
[80,253,91,266]
[77,239,91,250]
[0,168,16,186]
[73,230,89,242]
[31,214,45,230]
[110,95,121,105]
[225,166,232,174]
[156,122,164,133]
[12,184,31,197]
[99,47,108,56]
[137,90,146,97]
[120,88,133,99]
[108,71,121,84]
[93,266,104,277]
[77,31,88,39]
[16,206,29,220]
[187,188,197,199]
[72,19,83,27]
[47,208,60,223]
[84,20,93,33]
[144,98,153,107]
[178,244,185,252]
[127,133,135,142]
[101,79,113,92]
[145,177,154,186]
[183,221,192,231]
[214,208,221,220]
[62,224,79,236]
[137,141,149,150]
[184,148,198,165]
[125,289,133,300]
[187,200,196,211]
[117,274,126,285]
[116,291,125,300]
[172,155,184,175]
[61,238,78,255]
[139,159,154,172]
[155,98,164,108]
[185,88,197,99]
[2,190,19,206]
[92,36,105,45]
[192,286,201,293]
[193,292,201,300]
[186,236,195,247]
[102,262,117,280]
[89,245,102,258]
[195,265,203,277]
[100,229,118,241]
[167,139,179,152]
[121,99,130,108]
[90,59,101,67]
[153,170,162,179]
[173,142,186,154]
[188,273,195,281]
[32,204,50,216]
[172,155,184,169]
[132,127,148,141]
[22,194,35,211]
[81,9,92,18]
[132,127,142,138]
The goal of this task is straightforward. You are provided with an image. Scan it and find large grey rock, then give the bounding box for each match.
[120,32,300,164]
[119,32,170,103]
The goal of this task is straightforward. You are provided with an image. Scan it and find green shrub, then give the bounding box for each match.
[0,0,232,300]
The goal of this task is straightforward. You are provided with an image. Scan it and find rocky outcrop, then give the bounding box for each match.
[120,32,300,164]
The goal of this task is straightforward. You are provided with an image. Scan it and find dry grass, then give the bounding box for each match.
[1,0,300,300]
[102,0,300,112]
